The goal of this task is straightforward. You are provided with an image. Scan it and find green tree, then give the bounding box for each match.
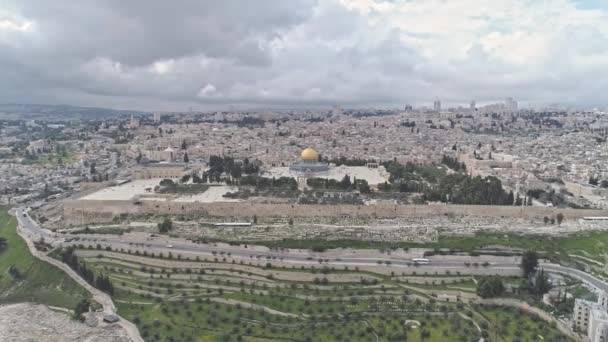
[476,277,505,298]
[556,212,564,225]
[230,164,242,179]
[356,179,371,194]
[507,191,514,205]
[0,237,7,252]
[192,173,202,183]
[530,268,552,296]
[515,194,523,206]
[339,174,352,189]
[520,250,538,278]
[73,298,91,321]
[158,217,173,233]
[8,265,22,280]
[159,179,175,187]
[183,152,189,163]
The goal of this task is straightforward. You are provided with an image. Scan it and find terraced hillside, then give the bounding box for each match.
[66,247,572,342]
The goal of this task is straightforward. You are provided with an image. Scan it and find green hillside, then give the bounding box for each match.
[0,207,87,308]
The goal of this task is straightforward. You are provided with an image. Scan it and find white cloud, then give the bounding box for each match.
[480,31,549,65]
[0,17,33,32]
[150,60,175,75]
[198,84,219,98]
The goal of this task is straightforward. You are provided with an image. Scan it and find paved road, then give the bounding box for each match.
[52,229,515,268]
[14,208,143,342]
[15,206,608,342]
[59,230,605,289]
[18,207,606,289]
[15,208,54,241]
[61,235,521,269]
[540,263,608,292]
[16,207,522,274]
[15,208,520,270]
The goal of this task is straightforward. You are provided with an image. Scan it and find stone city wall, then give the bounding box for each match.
[62,198,608,225]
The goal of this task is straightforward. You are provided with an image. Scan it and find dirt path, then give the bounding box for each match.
[15,214,144,342]
[458,312,481,332]
[209,297,299,317]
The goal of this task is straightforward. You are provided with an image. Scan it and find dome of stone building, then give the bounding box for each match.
[300,147,319,161]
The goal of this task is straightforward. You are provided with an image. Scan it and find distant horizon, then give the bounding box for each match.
[0,101,603,116]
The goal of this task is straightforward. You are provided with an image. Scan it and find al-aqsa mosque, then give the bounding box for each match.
[289,147,329,173]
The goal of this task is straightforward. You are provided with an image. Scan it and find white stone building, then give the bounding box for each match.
[574,292,608,342]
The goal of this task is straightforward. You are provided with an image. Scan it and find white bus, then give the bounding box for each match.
[412,258,430,265]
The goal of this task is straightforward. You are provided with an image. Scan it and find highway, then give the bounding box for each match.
[540,263,608,292]
[14,206,608,342]
[16,207,608,292]
[66,237,523,270]
[58,229,523,270]
[17,207,520,272]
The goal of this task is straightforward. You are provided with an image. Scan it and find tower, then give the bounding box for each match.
[433,100,441,112]
[505,97,518,112]
[129,114,139,129]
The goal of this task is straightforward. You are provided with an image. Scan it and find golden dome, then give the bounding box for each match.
[300,147,319,160]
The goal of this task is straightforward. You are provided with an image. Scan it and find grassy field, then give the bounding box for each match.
[23,145,75,167]
[243,230,608,262]
[3,202,594,341]
[238,232,608,281]
[0,207,87,308]
[74,247,573,342]
[477,306,566,342]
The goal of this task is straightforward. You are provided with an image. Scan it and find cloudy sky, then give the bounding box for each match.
[1,0,607,111]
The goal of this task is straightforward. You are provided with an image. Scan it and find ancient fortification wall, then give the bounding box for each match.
[62,198,608,225]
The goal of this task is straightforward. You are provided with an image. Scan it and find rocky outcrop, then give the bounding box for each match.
[0,303,131,342]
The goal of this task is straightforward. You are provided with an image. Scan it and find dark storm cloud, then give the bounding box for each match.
[6,0,314,66]
[0,0,318,109]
